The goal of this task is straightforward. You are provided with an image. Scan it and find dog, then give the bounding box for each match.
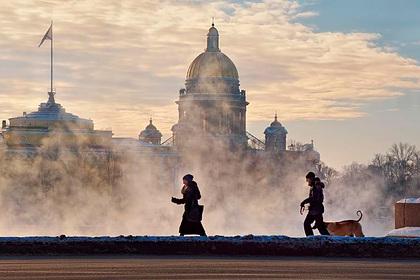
[313,210,364,237]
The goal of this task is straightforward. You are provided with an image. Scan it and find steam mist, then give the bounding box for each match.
[0,132,395,237]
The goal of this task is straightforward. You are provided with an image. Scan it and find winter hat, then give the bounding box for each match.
[305,172,316,179]
[183,174,194,182]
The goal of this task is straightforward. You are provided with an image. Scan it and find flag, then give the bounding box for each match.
[38,24,52,47]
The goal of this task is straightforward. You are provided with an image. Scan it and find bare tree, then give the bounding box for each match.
[388,143,417,184]
[315,161,338,187]
[370,143,419,196]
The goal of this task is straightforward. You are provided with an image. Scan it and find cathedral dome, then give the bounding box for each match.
[184,24,240,94]
[186,51,238,80]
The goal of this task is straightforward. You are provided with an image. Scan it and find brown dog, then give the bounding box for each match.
[314,210,364,237]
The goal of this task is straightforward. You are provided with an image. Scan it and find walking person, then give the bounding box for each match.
[171,174,206,236]
[300,172,330,236]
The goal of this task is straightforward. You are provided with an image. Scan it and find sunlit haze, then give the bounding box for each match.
[1,0,419,168]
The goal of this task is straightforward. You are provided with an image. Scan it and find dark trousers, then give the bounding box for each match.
[304,213,329,236]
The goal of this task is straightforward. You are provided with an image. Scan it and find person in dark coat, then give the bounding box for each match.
[300,172,330,236]
[171,174,206,236]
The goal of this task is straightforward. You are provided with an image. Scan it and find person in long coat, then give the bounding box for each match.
[171,174,206,236]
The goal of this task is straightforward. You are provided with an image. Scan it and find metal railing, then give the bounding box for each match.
[161,136,174,146]
[246,131,265,151]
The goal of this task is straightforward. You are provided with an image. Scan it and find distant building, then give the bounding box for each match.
[171,23,248,148]
[139,118,162,145]
[2,91,112,151]
[264,114,288,152]
[0,23,320,175]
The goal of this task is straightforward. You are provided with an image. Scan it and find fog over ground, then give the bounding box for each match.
[0,134,394,237]
[1,1,420,169]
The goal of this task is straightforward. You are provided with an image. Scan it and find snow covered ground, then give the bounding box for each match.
[0,234,418,243]
[0,235,419,258]
[387,227,420,238]
[397,197,420,203]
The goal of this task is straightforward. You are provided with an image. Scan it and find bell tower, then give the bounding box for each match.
[264,114,288,152]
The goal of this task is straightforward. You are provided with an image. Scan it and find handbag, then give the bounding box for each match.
[187,202,204,222]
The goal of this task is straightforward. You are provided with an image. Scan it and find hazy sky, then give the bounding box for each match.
[0,0,419,168]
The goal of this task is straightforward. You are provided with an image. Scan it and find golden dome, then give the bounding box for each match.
[186,51,238,80]
[186,24,239,80]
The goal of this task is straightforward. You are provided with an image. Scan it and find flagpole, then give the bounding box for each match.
[50,20,53,94]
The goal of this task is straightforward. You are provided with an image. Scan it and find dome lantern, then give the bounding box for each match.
[206,22,220,52]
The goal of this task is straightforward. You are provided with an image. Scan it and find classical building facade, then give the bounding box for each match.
[2,91,112,150]
[143,23,319,163]
[0,23,319,168]
[171,24,248,148]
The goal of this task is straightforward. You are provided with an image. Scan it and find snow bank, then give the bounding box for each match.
[0,235,416,244]
[0,235,419,258]
[396,197,420,203]
[387,227,420,238]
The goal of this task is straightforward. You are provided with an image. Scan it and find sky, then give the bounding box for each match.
[0,0,419,168]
